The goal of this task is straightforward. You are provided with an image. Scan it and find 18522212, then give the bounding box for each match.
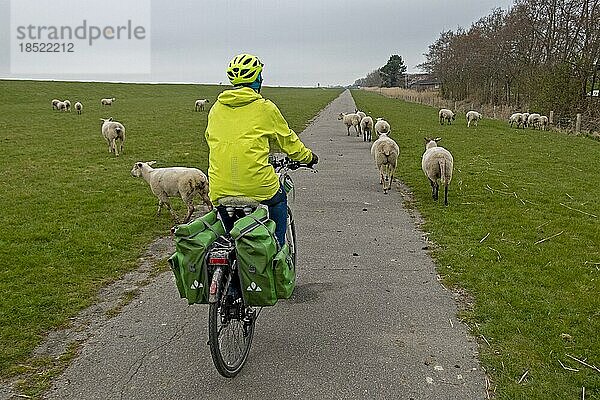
[18,43,74,52]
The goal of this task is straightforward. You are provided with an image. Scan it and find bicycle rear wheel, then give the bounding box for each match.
[208,267,255,378]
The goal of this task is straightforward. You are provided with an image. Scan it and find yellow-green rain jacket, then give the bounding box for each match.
[205,87,313,204]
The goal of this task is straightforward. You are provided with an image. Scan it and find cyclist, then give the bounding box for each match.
[205,53,318,246]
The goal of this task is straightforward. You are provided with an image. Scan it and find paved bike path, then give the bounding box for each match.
[43,90,486,400]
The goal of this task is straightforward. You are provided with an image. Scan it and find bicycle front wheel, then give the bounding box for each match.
[208,271,255,377]
[286,205,297,266]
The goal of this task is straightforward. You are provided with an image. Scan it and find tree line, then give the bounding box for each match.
[418,0,600,124]
[355,55,407,88]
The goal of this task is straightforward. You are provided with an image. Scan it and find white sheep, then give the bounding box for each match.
[100,117,125,157]
[338,112,361,136]
[520,112,530,128]
[74,101,83,115]
[370,132,399,194]
[466,110,482,127]
[539,115,549,131]
[195,99,210,111]
[439,109,455,125]
[130,161,213,223]
[374,117,390,136]
[51,99,61,110]
[55,101,68,112]
[101,97,116,106]
[355,109,366,120]
[509,112,523,128]
[360,116,374,142]
[527,113,541,129]
[422,137,454,206]
[63,100,71,112]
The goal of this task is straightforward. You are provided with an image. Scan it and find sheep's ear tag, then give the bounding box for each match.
[435,137,442,142]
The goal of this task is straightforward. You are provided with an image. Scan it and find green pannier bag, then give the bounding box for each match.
[168,209,225,305]
[273,243,296,299]
[230,207,279,307]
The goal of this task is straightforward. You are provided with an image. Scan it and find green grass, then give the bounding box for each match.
[0,79,341,384]
[352,89,600,399]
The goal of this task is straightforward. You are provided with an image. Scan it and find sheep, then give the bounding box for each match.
[539,115,549,131]
[195,99,210,111]
[360,116,374,142]
[101,97,116,106]
[55,101,68,112]
[374,117,390,136]
[100,117,126,157]
[509,112,523,128]
[130,161,213,223]
[63,100,71,112]
[439,109,455,125]
[466,110,482,127]
[338,112,361,136]
[74,101,83,115]
[527,113,541,129]
[370,132,399,194]
[355,109,366,135]
[51,99,61,110]
[422,137,454,206]
[520,112,530,128]
[355,109,366,120]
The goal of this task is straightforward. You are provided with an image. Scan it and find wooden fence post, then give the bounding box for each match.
[549,110,554,125]
[576,114,581,133]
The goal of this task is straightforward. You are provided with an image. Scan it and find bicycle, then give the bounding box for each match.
[205,155,314,377]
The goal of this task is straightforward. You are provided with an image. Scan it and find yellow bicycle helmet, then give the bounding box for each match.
[226,53,263,85]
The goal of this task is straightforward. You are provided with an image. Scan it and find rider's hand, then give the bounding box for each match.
[307,152,319,168]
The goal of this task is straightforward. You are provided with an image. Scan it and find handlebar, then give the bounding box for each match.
[269,155,315,172]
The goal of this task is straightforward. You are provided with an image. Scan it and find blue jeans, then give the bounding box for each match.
[216,187,287,247]
[261,186,288,247]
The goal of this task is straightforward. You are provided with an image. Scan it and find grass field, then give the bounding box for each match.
[352,89,600,399]
[0,80,341,388]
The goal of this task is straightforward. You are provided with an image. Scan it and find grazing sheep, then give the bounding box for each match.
[338,112,361,136]
[51,99,61,110]
[422,137,454,206]
[509,112,523,128]
[374,117,391,136]
[195,99,210,111]
[63,100,71,112]
[130,161,213,223]
[360,116,374,142]
[370,132,399,194]
[100,117,125,157]
[439,109,455,125]
[520,112,530,128]
[466,110,482,127]
[527,113,541,129]
[539,115,549,130]
[74,101,83,115]
[101,97,116,106]
[55,101,68,112]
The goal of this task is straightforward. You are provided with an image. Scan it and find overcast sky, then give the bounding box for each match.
[0,0,515,86]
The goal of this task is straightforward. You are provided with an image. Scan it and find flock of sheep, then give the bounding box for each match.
[50,95,215,223]
[338,108,455,205]
[508,112,549,130]
[337,109,452,204]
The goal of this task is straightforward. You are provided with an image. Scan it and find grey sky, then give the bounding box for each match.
[0,0,515,86]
